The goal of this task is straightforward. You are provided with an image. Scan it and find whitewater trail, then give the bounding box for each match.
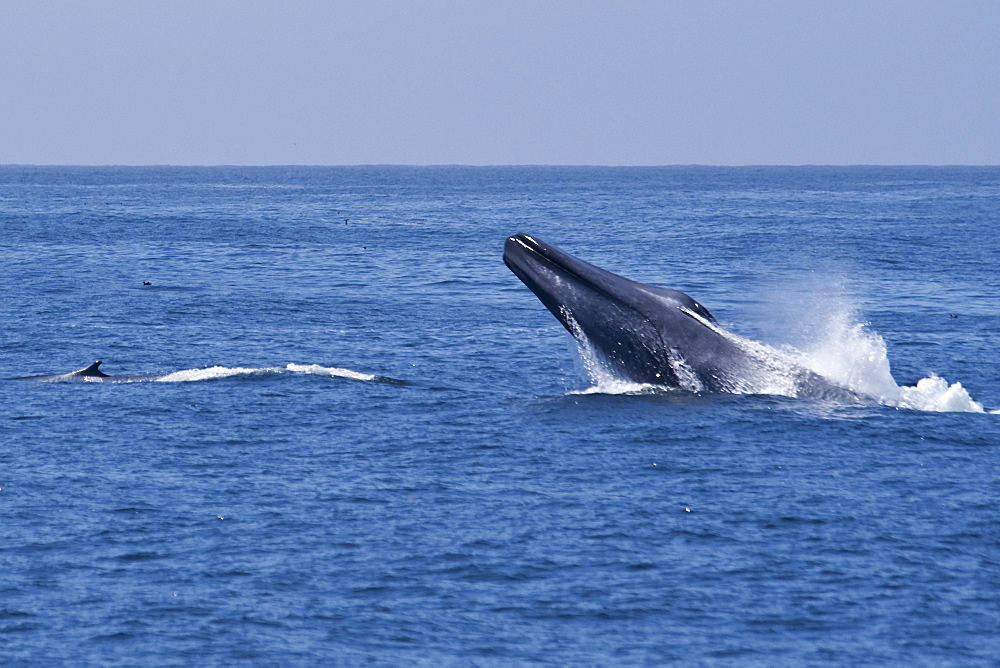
[155,363,383,383]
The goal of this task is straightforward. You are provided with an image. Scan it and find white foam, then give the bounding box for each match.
[155,363,377,383]
[570,379,659,396]
[284,363,377,382]
[155,366,277,382]
[895,375,984,413]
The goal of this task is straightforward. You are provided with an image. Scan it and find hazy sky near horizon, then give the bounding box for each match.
[2,1,998,166]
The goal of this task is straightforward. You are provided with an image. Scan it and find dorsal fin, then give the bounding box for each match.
[643,285,717,323]
[74,361,109,377]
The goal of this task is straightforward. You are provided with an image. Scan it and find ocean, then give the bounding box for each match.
[1,165,998,664]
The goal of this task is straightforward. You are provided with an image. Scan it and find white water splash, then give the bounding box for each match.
[567,303,990,413]
[794,311,985,413]
[571,380,658,396]
[667,347,706,393]
[561,307,662,395]
[156,366,275,382]
[155,363,378,383]
[283,363,377,382]
[679,309,803,397]
[896,376,985,413]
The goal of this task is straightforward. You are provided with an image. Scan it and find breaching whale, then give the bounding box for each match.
[503,233,859,401]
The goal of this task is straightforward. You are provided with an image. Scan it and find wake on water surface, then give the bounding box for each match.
[156,363,396,383]
[21,363,403,385]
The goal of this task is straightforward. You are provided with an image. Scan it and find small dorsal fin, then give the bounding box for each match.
[75,361,109,377]
[644,285,717,323]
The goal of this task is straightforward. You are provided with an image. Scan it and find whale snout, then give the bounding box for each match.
[502,233,543,269]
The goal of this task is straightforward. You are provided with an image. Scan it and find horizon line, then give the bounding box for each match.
[3,162,999,169]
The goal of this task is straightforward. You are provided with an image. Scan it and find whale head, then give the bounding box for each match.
[503,233,736,389]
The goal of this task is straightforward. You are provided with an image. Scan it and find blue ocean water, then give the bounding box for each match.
[1,165,998,664]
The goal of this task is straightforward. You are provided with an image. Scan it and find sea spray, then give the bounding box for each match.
[795,309,899,401]
[794,308,985,412]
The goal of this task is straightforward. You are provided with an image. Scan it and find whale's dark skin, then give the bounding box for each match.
[13,361,162,383]
[503,233,859,401]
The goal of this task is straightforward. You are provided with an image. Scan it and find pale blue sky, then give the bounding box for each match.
[2,1,998,165]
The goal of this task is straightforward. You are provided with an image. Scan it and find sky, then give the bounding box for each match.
[2,1,998,166]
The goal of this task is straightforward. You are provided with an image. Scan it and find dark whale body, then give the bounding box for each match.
[503,233,859,401]
[14,361,161,383]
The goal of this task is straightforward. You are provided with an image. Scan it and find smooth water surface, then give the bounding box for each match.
[1,166,998,664]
